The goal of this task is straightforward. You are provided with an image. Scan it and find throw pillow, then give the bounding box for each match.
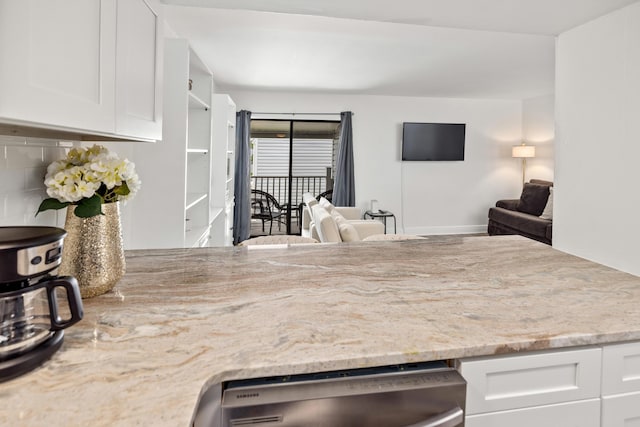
[330,209,345,222]
[331,211,361,242]
[319,197,335,214]
[517,183,550,216]
[539,186,554,220]
[338,222,361,242]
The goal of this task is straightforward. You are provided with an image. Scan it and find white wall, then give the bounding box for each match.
[522,94,555,183]
[555,1,640,276]
[228,90,524,235]
[0,136,68,228]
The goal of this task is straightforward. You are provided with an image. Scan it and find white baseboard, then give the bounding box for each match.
[402,224,488,236]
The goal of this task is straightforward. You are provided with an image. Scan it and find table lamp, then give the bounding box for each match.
[512,142,535,187]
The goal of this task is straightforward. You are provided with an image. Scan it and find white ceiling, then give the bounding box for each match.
[162,0,638,99]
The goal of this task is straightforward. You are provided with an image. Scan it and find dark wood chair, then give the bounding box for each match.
[251,189,287,235]
[316,189,333,202]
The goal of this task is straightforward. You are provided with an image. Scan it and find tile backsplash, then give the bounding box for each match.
[0,136,73,227]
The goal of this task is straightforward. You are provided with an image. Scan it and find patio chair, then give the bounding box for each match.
[316,189,333,202]
[251,189,287,235]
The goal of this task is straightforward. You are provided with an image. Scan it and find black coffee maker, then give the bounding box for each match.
[0,226,83,382]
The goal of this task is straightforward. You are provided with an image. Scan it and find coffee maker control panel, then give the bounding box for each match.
[17,240,64,277]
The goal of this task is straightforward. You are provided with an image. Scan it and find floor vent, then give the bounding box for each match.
[230,415,283,425]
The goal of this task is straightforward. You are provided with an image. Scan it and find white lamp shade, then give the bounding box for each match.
[512,145,535,158]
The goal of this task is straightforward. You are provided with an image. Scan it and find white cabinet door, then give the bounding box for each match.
[115,0,163,141]
[459,347,602,415]
[602,392,640,427]
[466,398,600,427]
[602,342,640,427]
[603,341,640,396]
[0,0,116,133]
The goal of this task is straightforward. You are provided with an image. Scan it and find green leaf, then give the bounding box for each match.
[73,195,104,218]
[113,182,130,197]
[36,198,70,216]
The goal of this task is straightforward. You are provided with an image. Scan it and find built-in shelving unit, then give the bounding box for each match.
[184,40,214,248]
[210,94,236,246]
[129,39,214,249]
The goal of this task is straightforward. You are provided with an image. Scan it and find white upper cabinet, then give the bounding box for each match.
[0,0,163,142]
[115,0,163,141]
[0,0,116,134]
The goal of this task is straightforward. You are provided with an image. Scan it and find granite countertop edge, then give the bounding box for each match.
[3,235,640,426]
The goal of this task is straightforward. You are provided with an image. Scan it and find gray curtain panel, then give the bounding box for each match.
[233,110,252,244]
[332,111,355,206]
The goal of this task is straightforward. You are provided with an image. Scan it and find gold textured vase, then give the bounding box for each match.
[59,202,126,298]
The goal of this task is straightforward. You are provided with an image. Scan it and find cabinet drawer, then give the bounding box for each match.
[602,341,640,396]
[602,391,640,427]
[458,347,601,414]
[466,398,600,427]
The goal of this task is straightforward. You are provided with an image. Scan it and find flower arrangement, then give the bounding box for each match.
[37,144,141,218]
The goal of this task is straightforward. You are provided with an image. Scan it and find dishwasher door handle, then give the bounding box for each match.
[404,406,464,427]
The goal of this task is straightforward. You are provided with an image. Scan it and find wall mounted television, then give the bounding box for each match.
[402,122,466,161]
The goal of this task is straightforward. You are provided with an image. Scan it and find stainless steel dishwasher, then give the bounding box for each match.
[193,361,466,427]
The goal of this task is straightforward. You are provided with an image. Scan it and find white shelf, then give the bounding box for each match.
[188,92,210,110]
[187,148,208,154]
[184,225,210,248]
[185,192,208,210]
[210,207,224,221]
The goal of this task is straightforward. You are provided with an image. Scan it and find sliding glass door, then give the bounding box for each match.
[250,119,340,235]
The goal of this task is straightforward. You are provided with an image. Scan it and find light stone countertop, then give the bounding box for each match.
[2,235,640,426]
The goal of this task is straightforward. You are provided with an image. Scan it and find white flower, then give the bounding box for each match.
[66,147,86,166]
[46,160,68,176]
[42,144,140,205]
[65,179,99,201]
[122,172,141,201]
[89,157,122,189]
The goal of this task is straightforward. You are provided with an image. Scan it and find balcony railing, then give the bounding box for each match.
[251,173,334,235]
[251,175,329,210]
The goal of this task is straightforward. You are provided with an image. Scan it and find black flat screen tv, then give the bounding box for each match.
[402,122,466,161]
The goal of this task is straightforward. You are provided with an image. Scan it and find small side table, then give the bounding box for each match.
[364,210,396,234]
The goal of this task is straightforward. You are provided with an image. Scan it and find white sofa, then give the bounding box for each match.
[301,193,385,243]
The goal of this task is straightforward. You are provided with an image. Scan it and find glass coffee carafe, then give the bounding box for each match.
[0,277,83,358]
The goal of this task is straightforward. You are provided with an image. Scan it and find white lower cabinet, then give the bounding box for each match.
[459,342,640,426]
[602,341,640,396]
[602,392,640,427]
[602,342,640,427]
[458,347,602,426]
[459,347,602,415]
[466,398,600,427]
